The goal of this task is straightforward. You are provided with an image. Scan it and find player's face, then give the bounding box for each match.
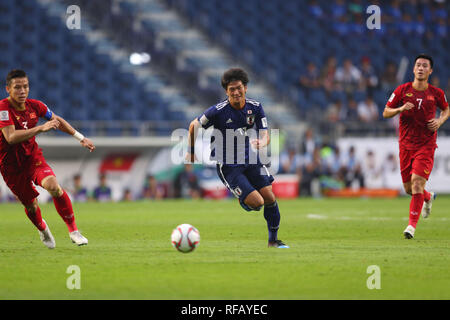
[226,80,247,108]
[413,58,432,81]
[6,77,29,104]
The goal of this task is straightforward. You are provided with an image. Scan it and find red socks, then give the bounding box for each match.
[423,189,431,202]
[53,190,78,232]
[409,193,424,228]
[25,206,46,231]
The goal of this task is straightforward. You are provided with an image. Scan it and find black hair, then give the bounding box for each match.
[221,68,249,90]
[6,69,27,86]
[414,54,433,68]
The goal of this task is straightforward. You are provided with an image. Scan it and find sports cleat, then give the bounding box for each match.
[422,191,436,219]
[268,239,290,248]
[403,225,415,239]
[39,220,56,249]
[69,230,88,246]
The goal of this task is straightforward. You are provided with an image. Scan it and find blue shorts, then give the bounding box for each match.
[216,164,274,201]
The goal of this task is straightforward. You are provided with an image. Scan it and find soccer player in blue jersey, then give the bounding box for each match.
[186,68,289,248]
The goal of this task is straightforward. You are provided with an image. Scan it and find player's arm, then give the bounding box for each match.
[0,120,60,145]
[251,129,270,149]
[427,106,449,132]
[382,102,414,118]
[51,114,95,152]
[185,118,201,163]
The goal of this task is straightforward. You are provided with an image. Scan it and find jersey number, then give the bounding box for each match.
[416,98,423,110]
[22,121,28,129]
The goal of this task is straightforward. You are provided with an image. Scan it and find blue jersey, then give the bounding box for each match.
[197,98,268,165]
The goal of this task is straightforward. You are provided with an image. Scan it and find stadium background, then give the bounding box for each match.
[0,0,449,203]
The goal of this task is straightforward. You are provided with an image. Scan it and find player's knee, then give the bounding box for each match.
[263,193,276,205]
[25,201,38,213]
[45,182,62,197]
[245,196,264,210]
[411,179,425,193]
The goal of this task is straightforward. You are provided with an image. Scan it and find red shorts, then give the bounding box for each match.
[0,154,55,205]
[399,146,436,183]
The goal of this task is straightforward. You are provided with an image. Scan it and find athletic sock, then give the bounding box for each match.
[423,189,431,202]
[53,190,78,232]
[25,206,46,231]
[409,193,424,228]
[264,201,281,242]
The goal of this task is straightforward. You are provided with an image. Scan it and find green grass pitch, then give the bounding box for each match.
[0,197,449,300]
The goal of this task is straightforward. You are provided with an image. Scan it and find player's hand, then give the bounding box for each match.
[250,139,262,150]
[80,138,95,152]
[40,119,60,132]
[185,152,197,163]
[401,102,415,112]
[427,118,442,132]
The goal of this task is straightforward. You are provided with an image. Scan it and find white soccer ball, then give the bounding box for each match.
[171,224,200,253]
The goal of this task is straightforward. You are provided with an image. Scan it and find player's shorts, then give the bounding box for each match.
[0,154,55,205]
[399,146,436,183]
[216,163,274,202]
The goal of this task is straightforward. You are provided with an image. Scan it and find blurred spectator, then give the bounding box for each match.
[430,76,440,88]
[298,147,323,197]
[362,150,382,188]
[280,147,302,174]
[300,128,319,158]
[382,153,399,189]
[121,188,133,202]
[385,0,402,22]
[335,58,362,94]
[141,175,165,200]
[173,164,202,199]
[299,62,321,90]
[414,14,426,36]
[341,146,365,188]
[446,78,450,98]
[380,61,398,91]
[396,13,414,35]
[325,100,346,123]
[308,0,324,19]
[320,56,338,95]
[93,173,112,202]
[360,57,378,95]
[330,0,347,19]
[70,174,88,203]
[342,98,359,121]
[357,96,379,123]
[434,18,447,38]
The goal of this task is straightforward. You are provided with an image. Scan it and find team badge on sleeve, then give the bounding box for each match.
[199,114,209,126]
[388,93,395,102]
[0,110,9,121]
[261,117,268,128]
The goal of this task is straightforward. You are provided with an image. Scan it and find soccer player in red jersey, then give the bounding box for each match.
[0,70,95,248]
[383,54,449,239]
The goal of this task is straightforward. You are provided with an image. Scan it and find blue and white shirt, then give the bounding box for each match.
[197,98,268,165]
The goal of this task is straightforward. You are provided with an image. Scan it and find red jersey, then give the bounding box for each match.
[0,98,52,168]
[386,82,448,150]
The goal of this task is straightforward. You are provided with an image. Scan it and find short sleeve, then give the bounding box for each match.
[437,89,449,111]
[197,105,217,129]
[386,85,403,109]
[33,100,53,120]
[0,107,13,129]
[256,104,268,130]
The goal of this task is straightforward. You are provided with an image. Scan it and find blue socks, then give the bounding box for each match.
[264,201,280,242]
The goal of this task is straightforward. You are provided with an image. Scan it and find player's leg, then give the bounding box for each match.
[23,198,56,249]
[40,175,78,232]
[38,167,88,246]
[247,165,289,248]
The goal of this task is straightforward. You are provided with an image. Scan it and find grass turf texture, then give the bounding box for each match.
[0,197,449,300]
